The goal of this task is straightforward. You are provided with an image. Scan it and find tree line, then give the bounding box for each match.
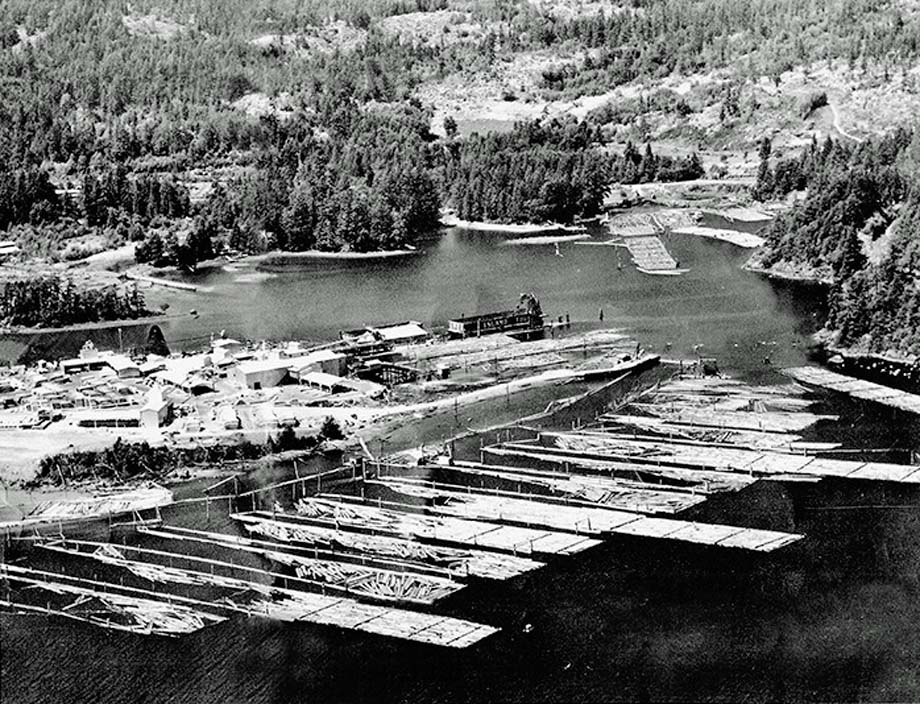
[0,275,150,328]
[755,127,920,355]
[442,119,610,224]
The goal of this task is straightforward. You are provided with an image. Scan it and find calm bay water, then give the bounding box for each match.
[8,226,920,703]
[148,224,822,380]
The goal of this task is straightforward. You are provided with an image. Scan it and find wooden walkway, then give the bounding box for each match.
[785,366,920,415]
[253,500,602,557]
[323,490,802,553]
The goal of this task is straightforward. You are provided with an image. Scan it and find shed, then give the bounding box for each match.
[230,358,291,390]
[375,321,429,345]
[289,350,348,380]
[300,371,350,394]
[104,354,141,379]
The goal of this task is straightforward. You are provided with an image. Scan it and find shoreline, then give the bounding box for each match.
[0,314,174,336]
[500,234,591,246]
[440,214,587,234]
[250,248,420,266]
[742,257,833,285]
[672,225,766,249]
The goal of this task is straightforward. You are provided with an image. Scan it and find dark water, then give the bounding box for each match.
[6,389,920,703]
[146,226,823,381]
[12,226,920,703]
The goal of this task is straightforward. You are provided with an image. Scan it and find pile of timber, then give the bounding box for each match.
[370,473,706,514]
[38,538,464,606]
[0,564,226,638]
[0,485,172,534]
[283,497,602,556]
[480,445,757,494]
[229,514,542,580]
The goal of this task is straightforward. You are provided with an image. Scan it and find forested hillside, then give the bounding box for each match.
[5,0,920,336]
[753,127,920,357]
[4,0,919,254]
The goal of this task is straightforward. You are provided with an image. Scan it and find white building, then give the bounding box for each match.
[139,386,172,430]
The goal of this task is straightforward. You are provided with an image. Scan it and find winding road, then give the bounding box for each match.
[829,102,863,143]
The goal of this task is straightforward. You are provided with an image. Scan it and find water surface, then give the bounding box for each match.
[149,226,823,381]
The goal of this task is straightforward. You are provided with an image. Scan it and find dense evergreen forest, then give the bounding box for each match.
[444,121,702,223]
[753,128,920,356]
[0,275,149,328]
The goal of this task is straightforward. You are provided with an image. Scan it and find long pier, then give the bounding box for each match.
[229,514,543,580]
